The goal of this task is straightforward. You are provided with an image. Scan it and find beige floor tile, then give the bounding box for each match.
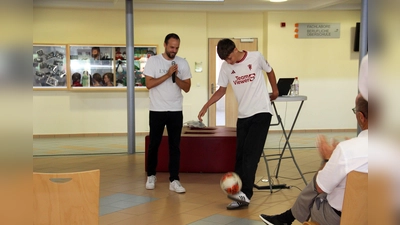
[99,212,137,225]
[147,213,205,225]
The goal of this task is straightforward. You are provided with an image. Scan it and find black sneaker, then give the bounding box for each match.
[259,214,292,225]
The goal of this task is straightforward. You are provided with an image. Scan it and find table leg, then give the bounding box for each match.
[274,101,307,185]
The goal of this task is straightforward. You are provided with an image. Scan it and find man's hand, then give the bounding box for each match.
[269,90,279,101]
[316,135,337,160]
[197,87,227,122]
[168,64,178,78]
[197,105,208,122]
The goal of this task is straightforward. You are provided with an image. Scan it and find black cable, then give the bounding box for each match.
[255,176,303,192]
[270,188,283,194]
[277,170,318,180]
[289,185,302,192]
[277,176,303,181]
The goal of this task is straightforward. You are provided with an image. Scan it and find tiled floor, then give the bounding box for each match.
[33,135,140,156]
[33,130,356,225]
[33,130,355,156]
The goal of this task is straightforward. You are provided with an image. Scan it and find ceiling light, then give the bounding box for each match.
[270,0,287,2]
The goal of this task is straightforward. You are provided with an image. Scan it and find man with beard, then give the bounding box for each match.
[91,47,101,60]
[143,33,192,193]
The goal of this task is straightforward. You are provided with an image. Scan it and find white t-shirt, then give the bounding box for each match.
[218,51,273,118]
[316,130,368,211]
[143,54,192,111]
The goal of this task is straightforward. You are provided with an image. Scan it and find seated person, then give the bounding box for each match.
[71,72,82,87]
[103,72,114,86]
[259,94,368,225]
[91,73,103,86]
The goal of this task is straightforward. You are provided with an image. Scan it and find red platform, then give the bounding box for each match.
[145,127,237,173]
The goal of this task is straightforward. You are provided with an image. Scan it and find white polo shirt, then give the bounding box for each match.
[218,51,273,118]
[143,54,192,111]
[316,130,368,211]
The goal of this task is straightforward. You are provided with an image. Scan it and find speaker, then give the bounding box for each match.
[353,22,360,52]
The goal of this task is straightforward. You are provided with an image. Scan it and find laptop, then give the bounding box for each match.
[276,78,295,96]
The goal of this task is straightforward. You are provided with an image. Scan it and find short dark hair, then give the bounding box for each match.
[164,33,180,45]
[72,72,81,82]
[217,39,236,60]
[356,95,368,119]
[93,73,102,82]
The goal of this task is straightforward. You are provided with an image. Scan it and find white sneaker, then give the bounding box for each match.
[169,180,186,193]
[227,191,250,204]
[226,201,249,210]
[146,175,156,190]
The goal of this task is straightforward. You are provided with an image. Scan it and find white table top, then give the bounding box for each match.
[273,95,307,102]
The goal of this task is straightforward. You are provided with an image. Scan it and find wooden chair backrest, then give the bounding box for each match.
[33,169,100,225]
[340,171,368,225]
[303,171,368,225]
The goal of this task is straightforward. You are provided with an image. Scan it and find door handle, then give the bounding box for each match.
[211,83,214,94]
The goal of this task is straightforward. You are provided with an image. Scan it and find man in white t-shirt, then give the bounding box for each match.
[143,33,192,193]
[198,39,279,210]
[259,93,368,225]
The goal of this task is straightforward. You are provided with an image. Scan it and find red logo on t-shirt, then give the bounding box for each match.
[231,70,236,74]
[233,73,256,85]
[248,64,252,70]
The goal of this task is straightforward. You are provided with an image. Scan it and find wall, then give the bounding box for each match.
[33,8,209,134]
[265,11,360,130]
[33,7,360,135]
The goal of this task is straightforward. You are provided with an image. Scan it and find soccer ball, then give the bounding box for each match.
[220,172,242,195]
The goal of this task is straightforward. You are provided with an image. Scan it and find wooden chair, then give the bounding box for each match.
[303,171,368,225]
[340,171,368,225]
[33,169,100,225]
